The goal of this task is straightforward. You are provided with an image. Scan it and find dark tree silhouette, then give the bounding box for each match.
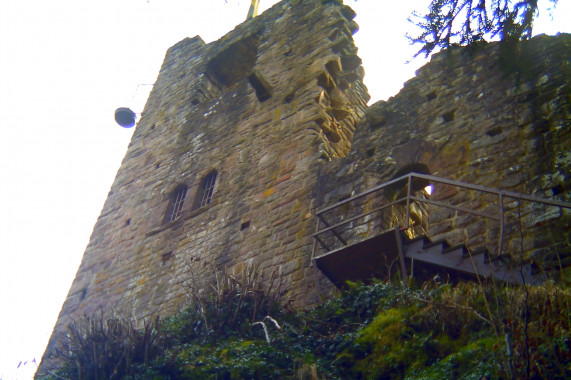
[409,0,559,57]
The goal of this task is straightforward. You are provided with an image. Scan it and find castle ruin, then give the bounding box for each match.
[38,0,570,375]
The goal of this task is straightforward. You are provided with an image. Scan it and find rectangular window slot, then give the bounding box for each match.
[171,187,187,222]
[248,71,272,102]
[193,170,218,210]
[241,220,251,230]
[168,186,188,222]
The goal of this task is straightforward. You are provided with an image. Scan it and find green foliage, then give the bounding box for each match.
[54,314,165,380]
[321,0,343,5]
[163,264,284,343]
[409,0,559,57]
[408,337,500,380]
[332,284,501,379]
[47,276,570,380]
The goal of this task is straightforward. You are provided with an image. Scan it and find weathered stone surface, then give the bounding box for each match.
[316,33,571,266]
[38,1,368,375]
[38,0,570,375]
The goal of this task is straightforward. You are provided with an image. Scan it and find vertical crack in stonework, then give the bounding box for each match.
[308,5,367,160]
[315,57,361,158]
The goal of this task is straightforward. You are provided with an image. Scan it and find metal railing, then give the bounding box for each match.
[312,172,571,261]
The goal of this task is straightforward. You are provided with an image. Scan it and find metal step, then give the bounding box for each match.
[402,235,544,285]
[315,230,550,288]
[443,244,469,257]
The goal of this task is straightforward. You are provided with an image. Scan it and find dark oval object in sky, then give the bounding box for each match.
[115,107,136,128]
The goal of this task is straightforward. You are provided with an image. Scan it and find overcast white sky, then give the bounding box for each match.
[0,0,568,378]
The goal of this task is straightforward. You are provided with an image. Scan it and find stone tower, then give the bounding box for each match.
[38,0,369,373]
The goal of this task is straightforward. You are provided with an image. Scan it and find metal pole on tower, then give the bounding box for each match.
[247,0,259,20]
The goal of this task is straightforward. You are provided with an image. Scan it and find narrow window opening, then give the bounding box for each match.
[171,189,187,220]
[165,185,188,223]
[248,71,272,102]
[193,170,218,210]
[125,218,131,227]
[241,220,251,230]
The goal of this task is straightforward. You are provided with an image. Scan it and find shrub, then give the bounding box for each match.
[45,273,569,379]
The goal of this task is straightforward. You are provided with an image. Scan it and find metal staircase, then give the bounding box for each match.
[402,234,540,285]
[312,173,570,288]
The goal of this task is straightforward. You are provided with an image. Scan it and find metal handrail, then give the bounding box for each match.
[312,173,571,259]
[313,197,407,238]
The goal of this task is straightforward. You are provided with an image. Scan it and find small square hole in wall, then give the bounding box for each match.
[426,91,437,101]
[442,110,455,123]
[284,91,295,104]
[162,251,173,263]
[241,220,251,230]
[486,127,503,137]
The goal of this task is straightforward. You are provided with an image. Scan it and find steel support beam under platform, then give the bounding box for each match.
[314,229,402,288]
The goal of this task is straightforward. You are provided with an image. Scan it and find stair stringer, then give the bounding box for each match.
[402,234,546,286]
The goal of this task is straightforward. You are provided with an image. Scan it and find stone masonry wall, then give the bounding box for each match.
[315,34,570,266]
[38,0,368,374]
